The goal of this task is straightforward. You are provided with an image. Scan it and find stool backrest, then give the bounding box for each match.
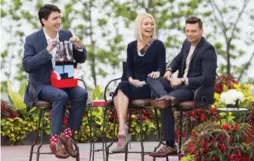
[195,86,215,107]
[121,62,128,81]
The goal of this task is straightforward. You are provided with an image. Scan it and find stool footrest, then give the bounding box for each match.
[33,151,53,155]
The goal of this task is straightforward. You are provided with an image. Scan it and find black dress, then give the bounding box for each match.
[114,39,166,100]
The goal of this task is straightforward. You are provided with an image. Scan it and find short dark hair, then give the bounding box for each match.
[38,4,61,27]
[185,16,203,28]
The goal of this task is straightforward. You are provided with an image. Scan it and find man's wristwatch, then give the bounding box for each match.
[166,67,173,72]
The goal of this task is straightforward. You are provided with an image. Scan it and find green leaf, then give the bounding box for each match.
[7,80,27,115]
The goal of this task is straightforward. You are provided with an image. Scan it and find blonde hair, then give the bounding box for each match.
[134,13,157,41]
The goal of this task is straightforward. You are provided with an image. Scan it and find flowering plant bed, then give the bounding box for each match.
[182,121,254,161]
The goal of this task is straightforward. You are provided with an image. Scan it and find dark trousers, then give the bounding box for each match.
[38,85,88,134]
[146,77,194,143]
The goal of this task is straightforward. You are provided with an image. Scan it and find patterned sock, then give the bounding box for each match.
[64,128,73,138]
[50,134,59,146]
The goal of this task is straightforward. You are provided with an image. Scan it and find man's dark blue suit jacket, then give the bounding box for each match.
[167,37,217,104]
[23,29,87,107]
[168,37,217,89]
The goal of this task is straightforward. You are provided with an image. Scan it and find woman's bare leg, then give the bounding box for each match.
[114,89,129,135]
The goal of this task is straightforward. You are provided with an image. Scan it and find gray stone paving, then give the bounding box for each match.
[1,142,179,161]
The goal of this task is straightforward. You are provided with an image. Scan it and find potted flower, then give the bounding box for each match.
[220,89,245,109]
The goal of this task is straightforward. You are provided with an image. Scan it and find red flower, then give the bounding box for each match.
[218,143,227,152]
[231,124,239,131]
[244,136,251,143]
[200,112,205,121]
[188,142,195,153]
[229,137,233,144]
[210,107,217,113]
[222,124,230,130]
[63,118,68,126]
[212,156,218,161]
[141,115,147,120]
[228,154,237,160]
[215,84,223,93]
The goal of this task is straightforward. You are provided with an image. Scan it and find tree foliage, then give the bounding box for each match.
[1,0,253,92]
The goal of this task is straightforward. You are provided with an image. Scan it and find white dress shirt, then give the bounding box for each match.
[183,45,196,85]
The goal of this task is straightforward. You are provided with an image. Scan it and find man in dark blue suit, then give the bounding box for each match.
[148,16,217,156]
[23,4,87,159]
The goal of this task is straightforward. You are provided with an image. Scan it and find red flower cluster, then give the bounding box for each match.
[228,151,250,161]
[184,123,253,161]
[1,100,19,118]
[215,74,237,93]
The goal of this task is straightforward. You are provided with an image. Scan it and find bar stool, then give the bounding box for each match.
[103,98,162,161]
[103,79,163,161]
[28,100,80,161]
[28,78,88,161]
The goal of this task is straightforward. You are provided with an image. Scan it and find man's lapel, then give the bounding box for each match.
[180,41,191,75]
[58,30,66,42]
[183,42,191,63]
[190,37,204,62]
[38,29,47,50]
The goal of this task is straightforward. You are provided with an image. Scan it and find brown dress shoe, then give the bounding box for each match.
[50,140,69,159]
[59,133,77,157]
[151,96,178,109]
[150,145,177,157]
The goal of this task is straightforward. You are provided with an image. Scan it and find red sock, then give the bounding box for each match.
[50,134,59,146]
[64,128,73,138]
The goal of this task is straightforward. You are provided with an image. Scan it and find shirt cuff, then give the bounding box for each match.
[183,77,189,85]
[75,46,83,52]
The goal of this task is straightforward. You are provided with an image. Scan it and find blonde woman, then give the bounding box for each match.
[112,13,166,152]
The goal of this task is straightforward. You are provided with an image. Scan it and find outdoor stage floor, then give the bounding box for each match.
[1,142,179,161]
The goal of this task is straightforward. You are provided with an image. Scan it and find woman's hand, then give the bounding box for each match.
[129,77,141,88]
[148,71,160,78]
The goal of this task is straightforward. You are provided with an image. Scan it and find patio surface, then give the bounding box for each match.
[1,142,179,161]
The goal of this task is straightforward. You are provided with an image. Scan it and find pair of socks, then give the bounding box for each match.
[50,128,73,146]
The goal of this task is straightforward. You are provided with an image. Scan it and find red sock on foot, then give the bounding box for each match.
[50,134,59,146]
[64,128,73,138]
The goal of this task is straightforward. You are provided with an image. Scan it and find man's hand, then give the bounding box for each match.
[69,36,83,49]
[47,38,59,52]
[129,78,141,88]
[148,71,160,78]
[163,71,173,81]
[170,78,182,88]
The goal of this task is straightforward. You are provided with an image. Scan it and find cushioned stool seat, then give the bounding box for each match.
[130,99,152,107]
[178,101,196,111]
[34,101,51,108]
